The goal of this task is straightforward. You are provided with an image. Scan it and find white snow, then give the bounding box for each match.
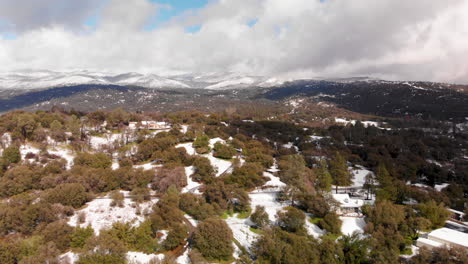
[304,216,325,238]
[208,137,225,148]
[176,245,191,264]
[350,166,373,188]
[176,142,196,156]
[339,216,366,236]
[185,214,198,227]
[204,152,232,176]
[133,162,161,170]
[205,76,256,89]
[89,133,123,150]
[434,183,449,192]
[181,166,201,193]
[180,125,189,134]
[310,135,323,141]
[249,192,285,222]
[334,118,388,129]
[19,144,40,160]
[262,171,286,190]
[177,140,232,176]
[48,146,75,169]
[68,191,157,235]
[111,161,120,170]
[225,215,260,250]
[126,251,164,264]
[59,251,79,264]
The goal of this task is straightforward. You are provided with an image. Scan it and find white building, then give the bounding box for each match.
[331,193,368,216]
[416,227,468,249]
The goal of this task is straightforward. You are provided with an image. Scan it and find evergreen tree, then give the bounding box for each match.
[328,152,351,193]
[315,160,333,192]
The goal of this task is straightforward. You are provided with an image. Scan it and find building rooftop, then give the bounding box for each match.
[428,227,468,248]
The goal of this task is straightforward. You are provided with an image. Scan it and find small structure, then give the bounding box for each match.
[332,193,366,216]
[416,227,468,249]
[448,209,465,221]
[129,121,171,130]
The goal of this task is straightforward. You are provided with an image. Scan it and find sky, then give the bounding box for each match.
[0,0,467,83]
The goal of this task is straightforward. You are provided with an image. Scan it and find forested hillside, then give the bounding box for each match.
[0,107,466,264]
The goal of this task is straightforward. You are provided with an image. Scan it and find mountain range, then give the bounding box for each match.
[0,70,287,90]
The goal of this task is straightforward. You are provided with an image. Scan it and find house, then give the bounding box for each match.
[416,227,468,249]
[331,193,367,216]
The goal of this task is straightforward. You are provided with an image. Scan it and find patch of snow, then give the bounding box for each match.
[180,125,189,134]
[185,215,198,227]
[350,166,373,188]
[208,137,225,148]
[111,161,120,170]
[176,142,196,156]
[434,183,449,192]
[249,192,285,222]
[48,146,75,169]
[225,215,259,250]
[182,166,201,194]
[59,251,79,264]
[126,251,164,264]
[204,152,232,176]
[262,171,286,190]
[19,144,40,160]
[133,162,161,171]
[68,191,157,235]
[339,216,366,236]
[176,245,191,264]
[305,216,325,238]
[89,133,123,150]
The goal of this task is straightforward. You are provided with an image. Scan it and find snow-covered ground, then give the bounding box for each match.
[305,216,325,238]
[177,140,233,176]
[19,144,40,160]
[181,166,201,193]
[180,125,189,134]
[89,133,123,150]
[68,191,157,234]
[203,152,232,176]
[249,192,285,223]
[334,118,389,129]
[225,215,259,250]
[262,171,286,190]
[349,165,373,188]
[127,252,164,264]
[339,216,366,236]
[48,145,75,169]
[176,245,191,264]
[434,183,449,192]
[176,142,196,155]
[133,162,162,170]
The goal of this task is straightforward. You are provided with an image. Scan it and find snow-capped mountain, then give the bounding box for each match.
[0,70,287,90]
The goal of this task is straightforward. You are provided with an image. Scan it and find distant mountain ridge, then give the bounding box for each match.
[0,70,286,90]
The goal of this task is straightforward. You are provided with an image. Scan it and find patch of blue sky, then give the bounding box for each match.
[145,0,209,31]
[247,18,259,27]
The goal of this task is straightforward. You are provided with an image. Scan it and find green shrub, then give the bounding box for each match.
[213,142,236,159]
[44,183,90,208]
[193,218,234,261]
[71,226,94,248]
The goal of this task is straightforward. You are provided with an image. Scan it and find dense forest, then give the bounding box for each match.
[0,107,466,264]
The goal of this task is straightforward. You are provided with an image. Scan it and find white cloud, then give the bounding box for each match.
[0,0,467,83]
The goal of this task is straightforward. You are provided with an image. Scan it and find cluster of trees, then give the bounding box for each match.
[0,109,466,263]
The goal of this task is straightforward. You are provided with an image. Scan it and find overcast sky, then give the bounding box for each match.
[0,0,467,83]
